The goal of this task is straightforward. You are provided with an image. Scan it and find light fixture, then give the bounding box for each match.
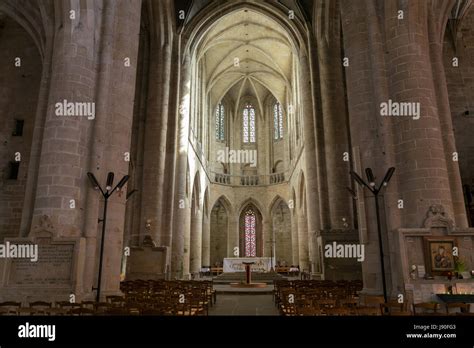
[116,175,130,191]
[349,167,396,304]
[106,172,114,191]
[87,172,101,191]
[365,168,375,187]
[382,167,395,187]
[86,171,131,302]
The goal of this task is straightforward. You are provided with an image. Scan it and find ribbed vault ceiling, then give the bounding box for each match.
[198,9,294,112]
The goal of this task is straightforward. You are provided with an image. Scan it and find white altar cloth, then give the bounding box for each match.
[223,257,275,272]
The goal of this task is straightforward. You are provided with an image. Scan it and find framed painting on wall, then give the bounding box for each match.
[423,237,456,276]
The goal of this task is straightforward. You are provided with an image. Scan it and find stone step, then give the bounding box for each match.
[212,272,286,284]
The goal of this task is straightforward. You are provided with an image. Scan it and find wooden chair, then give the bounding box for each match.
[44,308,69,316]
[380,301,405,315]
[363,295,385,307]
[70,308,95,316]
[29,301,52,315]
[18,307,39,315]
[315,299,337,310]
[106,307,130,315]
[296,306,322,316]
[106,295,126,307]
[279,290,297,316]
[339,298,359,309]
[325,307,350,316]
[0,302,21,315]
[80,301,96,310]
[445,302,470,315]
[356,306,380,316]
[94,302,112,315]
[412,302,441,315]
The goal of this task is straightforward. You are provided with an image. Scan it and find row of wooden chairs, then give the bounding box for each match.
[0,298,138,316]
[273,280,472,316]
[0,280,216,316]
[120,279,216,316]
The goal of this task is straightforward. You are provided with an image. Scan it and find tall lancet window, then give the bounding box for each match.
[244,208,256,257]
[243,104,256,143]
[215,103,225,141]
[273,102,283,140]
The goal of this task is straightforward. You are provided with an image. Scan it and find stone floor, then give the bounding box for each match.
[209,293,280,316]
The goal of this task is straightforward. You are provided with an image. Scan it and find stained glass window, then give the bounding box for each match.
[273,102,283,140]
[243,104,255,143]
[215,103,225,141]
[244,209,256,257]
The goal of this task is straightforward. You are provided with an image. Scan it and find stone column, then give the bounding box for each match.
[384,1,455,228]
[227,217,238,257]
[315,4,353,229]
[299,53,322,275]
[201,209,211,266]
[31,4,101,238]
[27,0,143,300]
[427,10,468,228]
[262,218,272,257]
[171,54,192,278]
[190,207,203,274]
[91,0,142,297]
[139,42,171,243]
[297,209,309,270]
[340,0,396,296]
[181,205,191,279]
[291,210,299,265]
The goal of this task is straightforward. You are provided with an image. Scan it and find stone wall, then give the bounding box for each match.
[272,201,292,265]
[0,16,41,239]
[210,201,228,266]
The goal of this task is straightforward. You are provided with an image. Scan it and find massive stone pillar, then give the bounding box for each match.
[84,1,142,298]
[340,0,397,296]
[384,1,456,228]
[297,209,309,270]
[31,4,98,238]
[427,5,468,228]
[171,54,192,279]
[341,0,468,297]
[190,206,203,274]
[19,0,143,300]
[139,0,174,244]
[299,53,322,276]
[201,208,211,267]
[291,211,300,266]
[315,1,353,230]
[182,205,191,278]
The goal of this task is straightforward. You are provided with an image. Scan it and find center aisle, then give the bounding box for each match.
[208,293,280,316]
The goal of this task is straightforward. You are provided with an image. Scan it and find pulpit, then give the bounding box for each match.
[242,262,255,284]
[229,261,267,288]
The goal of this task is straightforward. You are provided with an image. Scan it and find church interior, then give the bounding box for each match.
[0,0,473,320]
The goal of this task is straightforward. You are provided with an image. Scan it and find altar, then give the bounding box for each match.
[223,257,275,273]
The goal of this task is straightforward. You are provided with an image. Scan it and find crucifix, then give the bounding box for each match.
[266,237,276,272]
